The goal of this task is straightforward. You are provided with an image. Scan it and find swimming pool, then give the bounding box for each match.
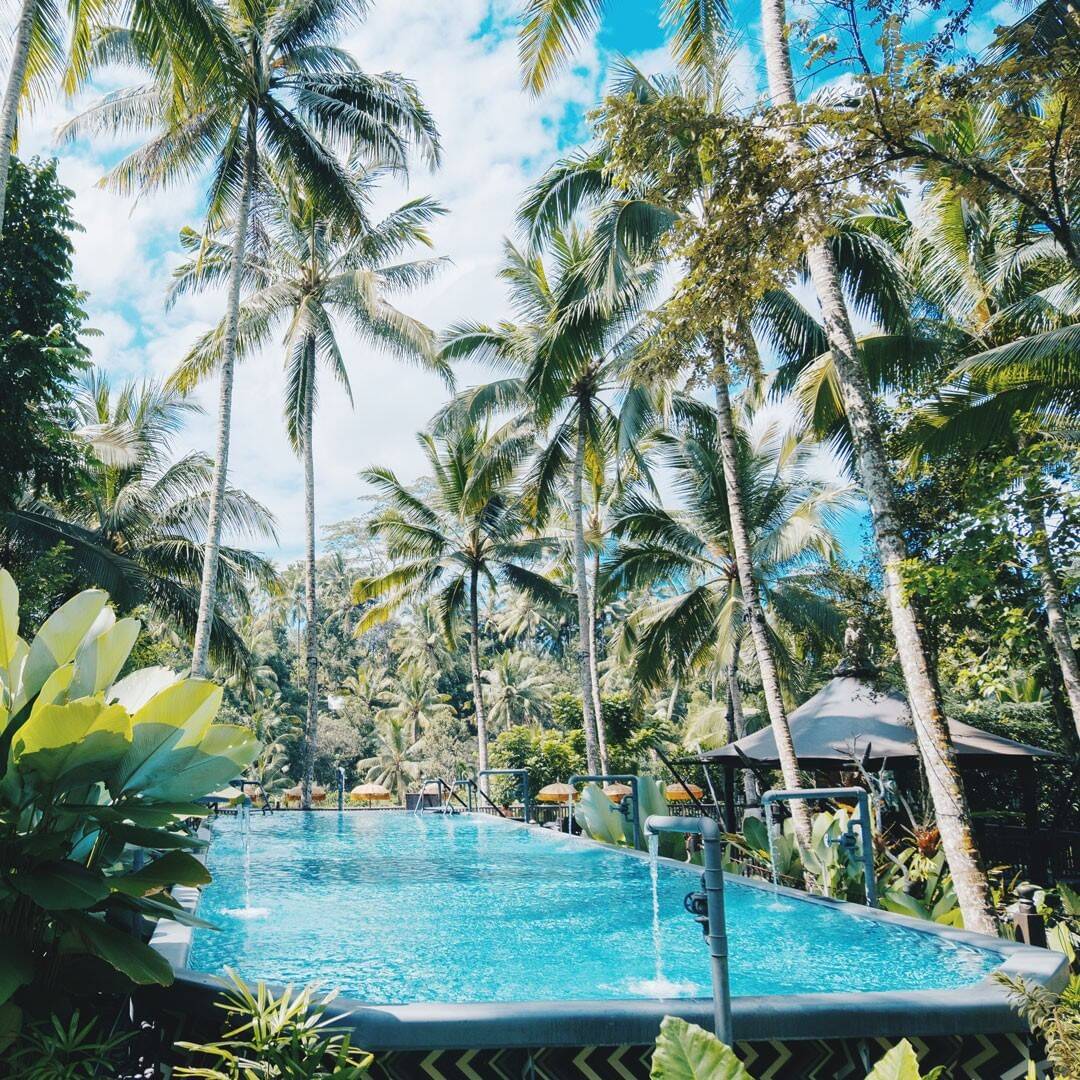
[188,811,1000,1004]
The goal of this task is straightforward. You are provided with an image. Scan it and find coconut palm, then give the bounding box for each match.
[1,371,278,674]
[515,0,998,932]
[439,229,658,776]
[516,65,818,844]
[60,0,440,679]
[382,662,455,743]
[170,170,446,808]
[482,651,555,730]
[356,712,425,803]
[338,664,394,719]
[352,423,564,784]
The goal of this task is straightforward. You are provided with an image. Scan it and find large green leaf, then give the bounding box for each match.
[64,912,174,986]
[112,679,223,794]
[17,589,108,708]
[574,784,626,845]
[104,822,207,851]
[69,618,141,699]
[12,699,132,788]
[12,861,109,910]
[865,1040,923,1080]
[110,851,211,896]
[30,663,76,716]
[108,665,180,713]
[742,815,769,855]
[0,936,33,1005]
[650,1016,753,1079]
[138,723,259,803]
[0,569,19,670]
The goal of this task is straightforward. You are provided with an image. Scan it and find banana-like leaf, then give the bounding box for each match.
[17,590,109,709]
[110,851,211,896]
[0,569,19,671]
[12,860,109,910]
[107,665,180,713]
[574,784,625,845]
[12,699,132,789]
[69,618,141,699]
[138,724,259,802]
[112,679,223,794]
[30,663,76,716]
[64,912,174,986]
[103,822,207,851]
[650,1016,752,1079]
[864,1040,924,1079]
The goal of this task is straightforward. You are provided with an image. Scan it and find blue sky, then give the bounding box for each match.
[16,0,1013,564]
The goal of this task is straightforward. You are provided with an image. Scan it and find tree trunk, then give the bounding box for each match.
[0,0,34,231]
[572,409,601,775]
[300,338,319,811]
[726,636,759,807]
[758,0,997,934]
[1024,474,1080,741]
[190,116,257,677]
[666,674,681,724]
[589,548,608,772]
[469,563,490,793]
[713,375,812,849]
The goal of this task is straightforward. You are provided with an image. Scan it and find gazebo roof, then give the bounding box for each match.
[701,675,1056,770]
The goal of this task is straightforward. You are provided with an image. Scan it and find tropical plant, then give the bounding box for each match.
[649,1016,940,1079]
[171,170,446,806]
[482,651,554,730]
[0,158,88,509]
[355,712,424,803]
[353,423,562,783]
[60,0,441,678]
[382,663,455,743]
[337,665,393,719]
[4,1011,132,1079]
[440,228,658,776]
[175,970,372,1078]
[513,0,999,934]
[0,570,260,1041]
[3,372,279,676]
[1000,974,1080,1080]
[607,399,849,698]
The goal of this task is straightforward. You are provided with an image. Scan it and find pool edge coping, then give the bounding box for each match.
[157,810,1069,1050]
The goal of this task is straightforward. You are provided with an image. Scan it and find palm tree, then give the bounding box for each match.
[607,399,850,695]
[338,664,394,719]
[383,662,455,743]
[482,651,555,730]
[353,423,563,785]
[515,0,999,934]
[440,229,658,776]
[60,0,441,678]
[516,65,818,845]
[1,371,278,673]
[170,170,446,808]
[356,712,425,803]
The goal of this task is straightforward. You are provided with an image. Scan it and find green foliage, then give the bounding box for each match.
[0,570,260,1025]
[1000,974,1080,1079]
[4,1010,132,1080]
[0,158,89,511]
[175,971,372,1078]
[650,1018,939,1079]
[489,724,584,799]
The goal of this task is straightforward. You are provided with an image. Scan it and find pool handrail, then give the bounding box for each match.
[476,769,531,824]
[761,786,877,908]
[567,774,640,848]
[644,814,732,1045]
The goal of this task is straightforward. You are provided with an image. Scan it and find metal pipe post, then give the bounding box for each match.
[644,815,732,1045]
[761,787,877,907]
[568,774,641,848]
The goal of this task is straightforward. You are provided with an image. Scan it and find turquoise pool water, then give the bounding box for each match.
[187,812,1001,1004]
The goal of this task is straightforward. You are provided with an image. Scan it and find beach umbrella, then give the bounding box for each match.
[350,783,391,802]
[284,783,328,802]
[537,782,577,804]
[204,786,245,804]
[664,782,704,802]
[602,782,633,803]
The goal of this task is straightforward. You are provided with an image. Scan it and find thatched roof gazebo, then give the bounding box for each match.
[695,673,1056,832]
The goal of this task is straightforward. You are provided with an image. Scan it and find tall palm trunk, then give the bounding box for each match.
[589,548,608,772]
[758,0,996,933]
[300,338,319,811]
[1024,474,1080,739]
[726,636,759,807]
[713,373,812,849]
[190,114,257,677]
[572,408,601,775]
[0,0,36,231]
[469,563,491,792]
